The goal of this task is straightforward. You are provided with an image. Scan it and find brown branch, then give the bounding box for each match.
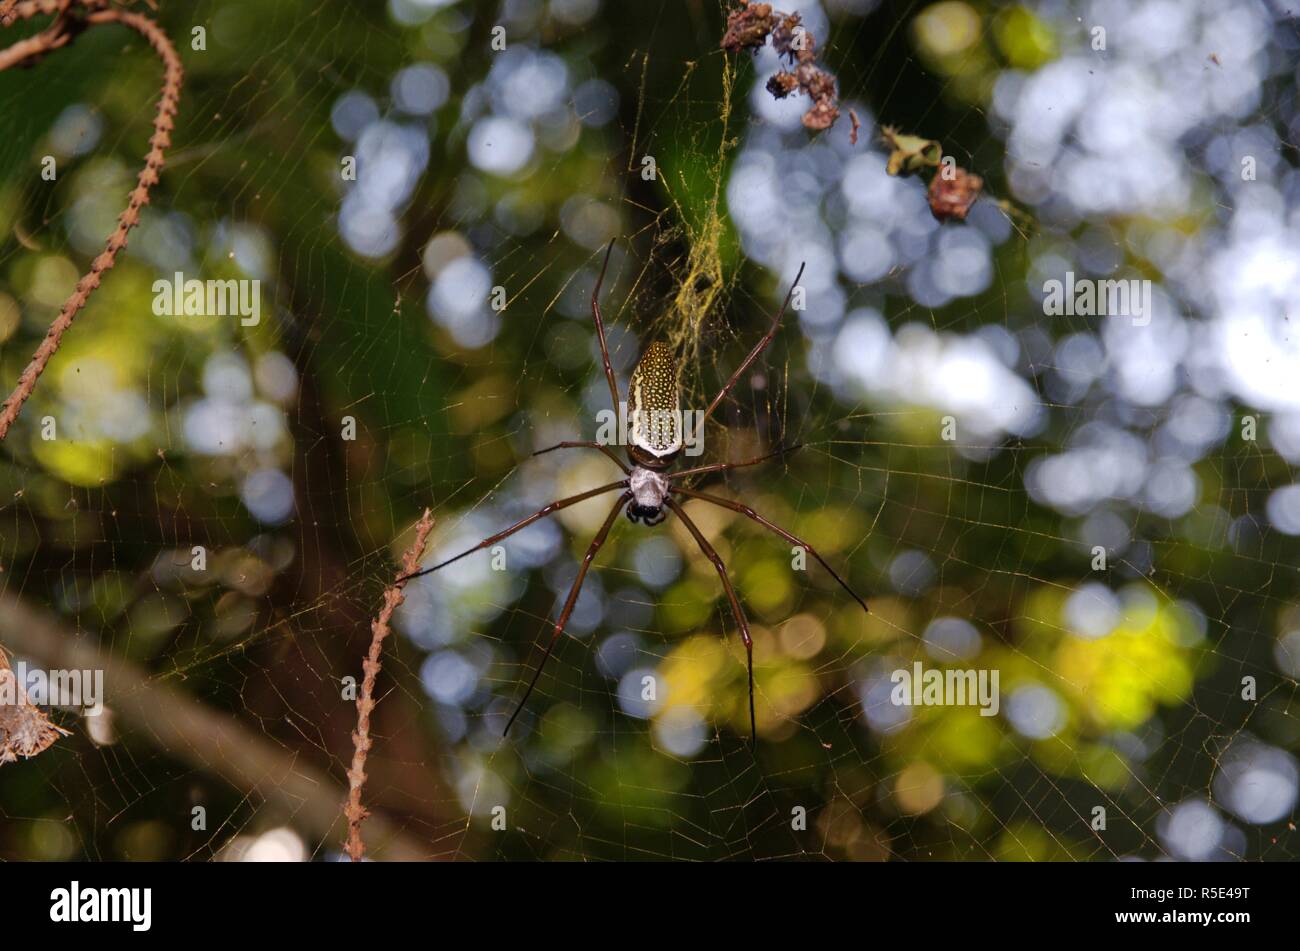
[0,0,183,441]
[345,508,436,862]
[0,589,429,859]
[0,0,76,66]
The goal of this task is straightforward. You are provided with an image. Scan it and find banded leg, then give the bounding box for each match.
[673,486,869,614]
[590,241,621,415]
[664,497,757,744]
[700,262,806,430]
[533,440,630,475]
[668,444,802,482]
[397,480,627,582]
[504,491,631,736]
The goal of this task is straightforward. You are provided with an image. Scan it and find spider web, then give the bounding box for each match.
[0,0,1298,864]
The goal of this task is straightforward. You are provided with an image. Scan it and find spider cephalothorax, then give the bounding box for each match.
[626,465,670,525]
[401,243,869,744]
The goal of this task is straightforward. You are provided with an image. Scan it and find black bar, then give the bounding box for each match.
[3,860,1274,939]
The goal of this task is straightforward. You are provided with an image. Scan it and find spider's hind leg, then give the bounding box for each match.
[664,497,757,745]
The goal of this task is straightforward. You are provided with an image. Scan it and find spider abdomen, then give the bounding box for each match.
[627,341,682,465]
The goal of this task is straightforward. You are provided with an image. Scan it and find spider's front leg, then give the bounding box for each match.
[396,480,628,583]
[673,486,869,614]
[533,440,630,475]
[667,444,803,483]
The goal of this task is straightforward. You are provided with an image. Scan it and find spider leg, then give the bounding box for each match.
[667,443,803,482]
[590,240,622,416]
[699,262,806,430]
[504,490,631,736]
[664,497,757,745]
[533,440,630,475]
[396,480,627,582]
[672,486,869,614]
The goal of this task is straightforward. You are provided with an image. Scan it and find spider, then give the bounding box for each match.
[401,243,869,743]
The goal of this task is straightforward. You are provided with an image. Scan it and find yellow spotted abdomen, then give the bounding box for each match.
[628,341,681,458]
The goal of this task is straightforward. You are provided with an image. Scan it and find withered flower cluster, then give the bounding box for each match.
[721,1,848,136]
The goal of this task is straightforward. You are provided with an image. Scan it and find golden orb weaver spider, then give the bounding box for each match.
[401,243,869,743]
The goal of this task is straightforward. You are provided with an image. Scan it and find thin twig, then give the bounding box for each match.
[0,0,183,441]
[0,0,75,64]
[345,508,436,862]
[0,590,430,859]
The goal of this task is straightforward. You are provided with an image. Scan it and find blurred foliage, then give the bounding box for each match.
[0,0,1293,863]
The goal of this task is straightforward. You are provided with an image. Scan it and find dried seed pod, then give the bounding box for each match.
[771,13,813,63]
[882,125,943,177]
[802,95,840,131]
[928,167,984,222]
[766,70,799,99]
[799,63,830,97]
[721,1,776,53]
